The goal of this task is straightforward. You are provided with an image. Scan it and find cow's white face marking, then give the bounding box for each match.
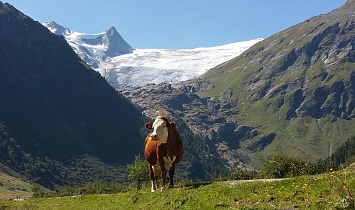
[150,116,169,143]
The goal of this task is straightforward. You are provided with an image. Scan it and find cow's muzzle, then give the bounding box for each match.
[150,134,158,140]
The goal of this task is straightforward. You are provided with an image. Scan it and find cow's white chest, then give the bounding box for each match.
[163,156,176,168]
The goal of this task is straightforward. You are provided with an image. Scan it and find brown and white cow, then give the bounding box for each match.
[144,116,184,192]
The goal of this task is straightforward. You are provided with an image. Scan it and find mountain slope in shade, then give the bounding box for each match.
[0,3,145,187]
[43,22,262,89]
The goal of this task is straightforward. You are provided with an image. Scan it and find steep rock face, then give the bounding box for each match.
[122,0,355,169]
[103,26,133,57]
[234,10,355,120]
[122,82,250,168]
[0,3,144,186]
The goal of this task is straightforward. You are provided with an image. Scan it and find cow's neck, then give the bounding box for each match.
[161,137,176,168]
[164,132,174,148]
[162,134,174,155]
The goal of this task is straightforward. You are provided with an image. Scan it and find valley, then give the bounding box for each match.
[0,0,354,195]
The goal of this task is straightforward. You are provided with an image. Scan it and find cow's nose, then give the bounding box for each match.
[151,134,157,138]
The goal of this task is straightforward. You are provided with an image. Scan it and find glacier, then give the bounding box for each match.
[43,21,262,90]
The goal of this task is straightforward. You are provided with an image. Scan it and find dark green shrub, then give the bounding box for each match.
[258,153,325,178]
[229,169,255,180]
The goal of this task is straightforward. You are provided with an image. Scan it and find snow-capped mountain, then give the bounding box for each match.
[43,21,133,69]
[43,21,262,89]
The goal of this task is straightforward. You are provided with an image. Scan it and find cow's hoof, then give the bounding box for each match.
[151,189,156,192]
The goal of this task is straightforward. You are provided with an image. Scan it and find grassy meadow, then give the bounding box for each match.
[1,171,354,209]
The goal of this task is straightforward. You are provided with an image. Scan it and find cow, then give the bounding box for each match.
[144,116,184,192]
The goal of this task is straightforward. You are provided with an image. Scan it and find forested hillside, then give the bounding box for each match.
[329,136,355,169]
[0,2,146,187]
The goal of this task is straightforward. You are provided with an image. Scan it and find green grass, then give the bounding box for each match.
[0,171,33,200]
[2,172,355,209]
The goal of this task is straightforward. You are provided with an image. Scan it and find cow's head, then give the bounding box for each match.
[145,116,176,143]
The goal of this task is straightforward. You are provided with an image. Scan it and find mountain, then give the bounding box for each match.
[0,2,146,187]
[0,3,234,187]
[43,21,133,69]
[43,22,262,89]
[122,0,355,170]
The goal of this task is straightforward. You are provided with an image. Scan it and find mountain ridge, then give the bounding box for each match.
[187,0,355,165]
[43,21,262,89]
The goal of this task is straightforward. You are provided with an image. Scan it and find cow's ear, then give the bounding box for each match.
[169,122,177,128]
[145,122,153,130]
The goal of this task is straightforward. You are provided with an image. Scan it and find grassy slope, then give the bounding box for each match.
[0,171,33,200]
[195,1,355,165]
[2,172,354,209]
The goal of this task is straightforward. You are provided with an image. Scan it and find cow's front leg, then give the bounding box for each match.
[168,163,176,188]
[151,179,156,192]
[158,158,167,191]
[148,165,156,192]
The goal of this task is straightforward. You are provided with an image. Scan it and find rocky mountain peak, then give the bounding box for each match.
[102,26,133,56]
[105,26,118,36]
[43,21,72,35]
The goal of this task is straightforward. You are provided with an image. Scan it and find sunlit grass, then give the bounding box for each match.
[2,171,355,209]
[0,172,33,200]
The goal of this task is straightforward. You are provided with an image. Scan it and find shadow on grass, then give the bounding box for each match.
[184,182,212,189]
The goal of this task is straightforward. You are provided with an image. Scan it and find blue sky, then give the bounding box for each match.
[5,0,347,49]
